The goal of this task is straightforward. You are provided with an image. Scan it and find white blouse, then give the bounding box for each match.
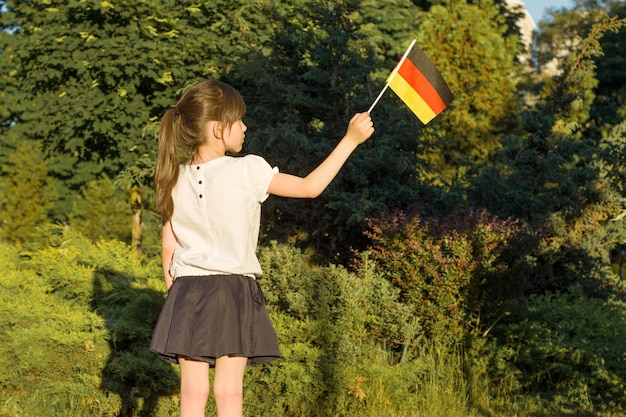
[169,155,278,279]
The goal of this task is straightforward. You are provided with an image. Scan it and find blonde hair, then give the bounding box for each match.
[154,80,246,220]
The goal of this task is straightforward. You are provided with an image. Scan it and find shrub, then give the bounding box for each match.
[366,208,533,345]
[500,287,626,412]
[0,227,178,417]
[3,231,623,416]
[251,242,422,416]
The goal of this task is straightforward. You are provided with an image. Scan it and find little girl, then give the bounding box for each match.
[150,79,374,417]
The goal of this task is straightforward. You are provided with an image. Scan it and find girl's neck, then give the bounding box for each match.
[192,144,224,165]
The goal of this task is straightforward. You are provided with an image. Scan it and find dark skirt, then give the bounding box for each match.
[150,274,281,366]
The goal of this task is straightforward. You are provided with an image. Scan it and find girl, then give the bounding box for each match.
[150,79,374,417]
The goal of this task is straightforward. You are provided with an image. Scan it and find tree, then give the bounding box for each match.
[590,1,626,134]
[0,0,532,261]
[69,175,131,244]
[414,0,523,185]
[0,141,57,244]
[468,16,626,295]
[0,0,277,249]
[234,0,429,261]
[2,1,171,205]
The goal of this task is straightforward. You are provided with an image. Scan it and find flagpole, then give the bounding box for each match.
[367,38,417,113]
[367,83,390,114]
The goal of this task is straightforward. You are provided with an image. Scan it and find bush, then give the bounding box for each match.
[2,230,624,416]
[0,227,178,417]
[250,242,423,416]
[367,208,533,345]
[500,287,626,412]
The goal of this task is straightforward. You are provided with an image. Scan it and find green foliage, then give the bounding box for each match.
[468,16,626,297]
[235,0,428,261]
[236,0,355,253]
[367,208,531,345]
[69,174,132,243]
[500,287,626,412]
[0,0,278,234]
[0,228,178,417]
[2,0,155,190]
[591,2,626,133]
[251,242,423,416]
[414,0,523,185]
[357,0,425,59]
[0,141,57,245]
[1,234,625,416]
[469,131,625,294]
[549,15,625,135]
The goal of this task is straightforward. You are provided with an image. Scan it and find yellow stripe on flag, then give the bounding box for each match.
[388,72,437,124]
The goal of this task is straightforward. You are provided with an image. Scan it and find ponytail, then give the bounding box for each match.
[154,80,247,220]
[155,107,179,220]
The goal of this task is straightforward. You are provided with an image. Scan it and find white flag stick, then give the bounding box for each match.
[367,83,390,114]
[367,38,417,114]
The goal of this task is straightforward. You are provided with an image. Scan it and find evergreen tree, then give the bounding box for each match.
[235,0,428,261]
[590,1,626,134]
[468,16,626,294]
[69,175,131,244]
[415,0,523,185]
[0,141,57,244]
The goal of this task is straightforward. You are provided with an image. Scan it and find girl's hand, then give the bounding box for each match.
[268,112,374,198]
[345,112,375,145]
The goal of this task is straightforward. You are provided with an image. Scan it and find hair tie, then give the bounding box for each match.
[167,105,180,117]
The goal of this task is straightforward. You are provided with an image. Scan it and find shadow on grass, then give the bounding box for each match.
[93,268,179,417]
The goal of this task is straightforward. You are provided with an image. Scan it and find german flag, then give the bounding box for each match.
[387,40,453,124]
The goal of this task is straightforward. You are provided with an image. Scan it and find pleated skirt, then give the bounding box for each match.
[150,274,281,366]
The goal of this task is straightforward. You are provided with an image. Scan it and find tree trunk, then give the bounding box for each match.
[131,185,142,259]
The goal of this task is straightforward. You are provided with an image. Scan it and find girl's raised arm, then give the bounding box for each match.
[268,112,374,198]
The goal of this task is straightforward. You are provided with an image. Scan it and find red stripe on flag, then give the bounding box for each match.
[397,58,448,115]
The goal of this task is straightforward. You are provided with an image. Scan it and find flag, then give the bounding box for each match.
[386,40,453,124]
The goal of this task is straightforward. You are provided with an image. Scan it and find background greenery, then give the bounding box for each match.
[1,0,625,416]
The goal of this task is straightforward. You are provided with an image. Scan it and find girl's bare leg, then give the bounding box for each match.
[179,357,210,417]
[213,356,247,417]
